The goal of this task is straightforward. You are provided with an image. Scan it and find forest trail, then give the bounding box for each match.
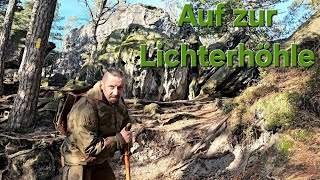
[110,96,320,179]
[117,97,228,180]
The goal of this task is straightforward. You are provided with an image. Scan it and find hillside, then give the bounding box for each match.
[0,5,319,180]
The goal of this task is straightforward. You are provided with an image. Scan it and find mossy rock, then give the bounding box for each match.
[39,101,59,112]
[41,78,49,87]
[62,80,89,91]
[143,103,160,116]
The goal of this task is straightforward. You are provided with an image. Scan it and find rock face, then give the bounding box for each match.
[94,23,199,101]
[58,3,198,101]
[58,3,190,78]
[188,30,258,99]
[4,30,26,69]
[58,3,258,101]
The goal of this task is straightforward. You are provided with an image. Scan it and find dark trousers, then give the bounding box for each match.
[62,160,116,180]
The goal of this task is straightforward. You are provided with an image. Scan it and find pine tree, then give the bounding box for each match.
[8,0,57,131]
[0,0,17,96]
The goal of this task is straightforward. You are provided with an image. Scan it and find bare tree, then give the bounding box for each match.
[8,0,57,131]
[79,0,121,84]
[0,0,17,96]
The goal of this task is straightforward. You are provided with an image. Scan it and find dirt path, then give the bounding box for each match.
[111,98,229,179]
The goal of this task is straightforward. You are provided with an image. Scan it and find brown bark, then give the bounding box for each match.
[8,0,57,131]
[0,0,17,96]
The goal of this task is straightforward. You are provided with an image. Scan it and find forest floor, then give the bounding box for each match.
[0,83,319,179]
[1,64,320,180]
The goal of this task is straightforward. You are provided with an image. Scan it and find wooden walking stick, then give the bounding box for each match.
[124,123,132,180]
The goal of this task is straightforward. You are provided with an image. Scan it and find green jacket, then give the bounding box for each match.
[60,81,131,166]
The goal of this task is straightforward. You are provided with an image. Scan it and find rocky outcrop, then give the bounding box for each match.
[58,4,198,101]
[4,30,26,69]
[189,31,258,98]
[58,4,258,101]
[94,23,197,101]
[58,3,193,79]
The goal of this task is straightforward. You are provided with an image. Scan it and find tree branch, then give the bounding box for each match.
[81,0,95,20]
[98,9,115,25]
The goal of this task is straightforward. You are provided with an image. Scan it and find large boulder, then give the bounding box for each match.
[189,31,258,99]
[93,24,198,101]
[4,30,26,69]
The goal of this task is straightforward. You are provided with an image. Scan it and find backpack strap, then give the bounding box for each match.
[82,94,100,136]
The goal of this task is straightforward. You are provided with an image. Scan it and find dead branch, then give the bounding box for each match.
[82,0,95,20]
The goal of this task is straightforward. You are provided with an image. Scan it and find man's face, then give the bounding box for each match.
[100,73,125,104]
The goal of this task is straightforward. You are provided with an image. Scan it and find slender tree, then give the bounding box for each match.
[0,0,17,96]
[79,0,120,84]
[8,0,57,131]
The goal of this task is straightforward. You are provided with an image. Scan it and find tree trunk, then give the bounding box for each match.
[83,0,114,85]
[8,0,57,131]
[0,0,17,96]
[86,22,98,85]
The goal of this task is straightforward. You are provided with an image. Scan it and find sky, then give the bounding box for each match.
[54,0,299,50]
[54,0,165,49]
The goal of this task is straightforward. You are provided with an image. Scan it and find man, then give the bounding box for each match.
[61,68,132,180]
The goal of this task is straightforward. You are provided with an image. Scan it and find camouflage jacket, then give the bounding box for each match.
[60,81,131,166]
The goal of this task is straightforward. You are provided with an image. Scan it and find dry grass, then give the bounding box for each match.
[277,128,320,179]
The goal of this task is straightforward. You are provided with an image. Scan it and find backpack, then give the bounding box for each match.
[54,87,98,135]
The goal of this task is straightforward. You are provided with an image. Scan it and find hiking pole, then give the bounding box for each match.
[124,123,132,180]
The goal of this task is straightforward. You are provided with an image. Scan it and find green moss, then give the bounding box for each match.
[291,129,311,141]
[248,93,296,130]
[41,78,49,87]
[235,83,278,110]
[228,119,242,133]
[61,80,88,91]
[54,91,63,100]
[144,103,160,116]
[278,136,294,159]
